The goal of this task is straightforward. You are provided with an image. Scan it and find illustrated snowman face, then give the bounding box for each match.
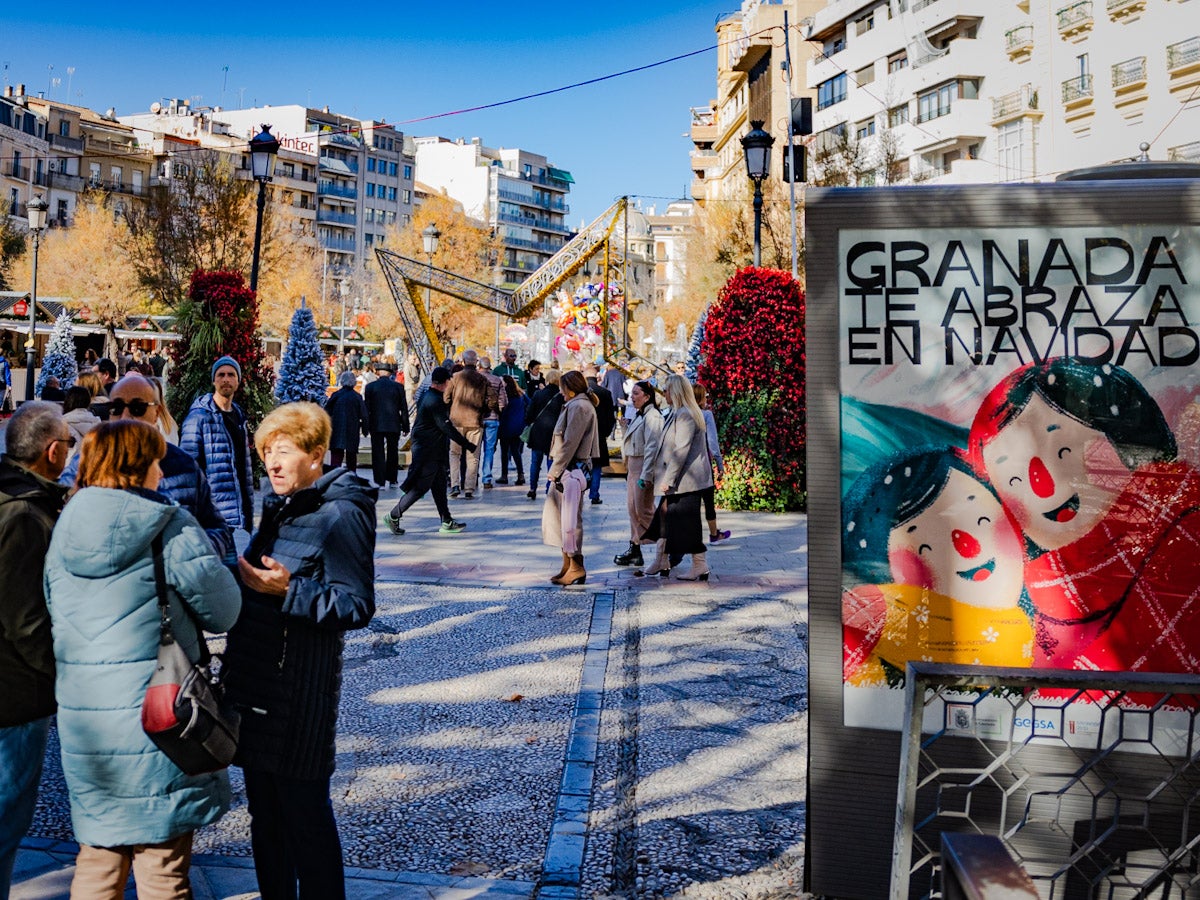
[886,468,1025,609]
[981,393,1132,551]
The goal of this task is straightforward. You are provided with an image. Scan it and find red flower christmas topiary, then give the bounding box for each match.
[698,267,806,511]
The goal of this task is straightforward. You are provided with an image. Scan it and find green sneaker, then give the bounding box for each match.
[439,519,466,534]
[383,512,404,535]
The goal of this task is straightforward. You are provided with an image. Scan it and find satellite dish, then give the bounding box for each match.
[150,101,162,113]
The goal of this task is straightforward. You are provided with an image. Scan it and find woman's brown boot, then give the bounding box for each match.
[560,553,586,586]
[550,552,570,584]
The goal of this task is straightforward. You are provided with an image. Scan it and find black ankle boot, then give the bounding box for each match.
[614,542,644,566]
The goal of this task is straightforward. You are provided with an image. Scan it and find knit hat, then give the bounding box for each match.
[211,355,242,381]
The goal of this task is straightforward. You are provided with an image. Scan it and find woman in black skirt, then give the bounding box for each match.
[636,374,714,581]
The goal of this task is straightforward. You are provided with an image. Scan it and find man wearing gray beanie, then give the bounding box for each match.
[180,355,254,532]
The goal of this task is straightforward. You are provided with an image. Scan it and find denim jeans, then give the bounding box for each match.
[481,419,500,485]
[0,717,51,899]
[588,462,603,501]
[530,450,549,490]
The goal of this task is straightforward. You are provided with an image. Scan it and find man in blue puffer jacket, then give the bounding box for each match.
[60,375,235,563]
[180,356,254,532]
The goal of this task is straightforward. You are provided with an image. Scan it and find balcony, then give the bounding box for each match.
[1106,0,1146,20]
[317,180,357,200]
[1168,140,1200,163]
[690,148,720,175]
[690,106,716,144]
[5,163,29,180]
[1112,55,1147,92]
[1061,73,1094,121]
[1005,24,1034,61]
[320,235,356,253]
[1167,36,1200,74]
[1056,1,1093,38]
[48,171,85,192]
[325,130,362,149]
[992,84,1041,123]
[316,208,356,227]
[495,187,568,214]
[111,180,145,197]
[319,155,358,175]
[49,133,84,153]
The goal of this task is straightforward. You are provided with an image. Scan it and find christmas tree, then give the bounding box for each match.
[684,307,708,382]
[36,312,78,396]
[275,303,328,404]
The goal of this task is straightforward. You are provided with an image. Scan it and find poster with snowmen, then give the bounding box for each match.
[838,224,1200,749]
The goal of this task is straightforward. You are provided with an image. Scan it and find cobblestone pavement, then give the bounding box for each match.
[15,470,809,899]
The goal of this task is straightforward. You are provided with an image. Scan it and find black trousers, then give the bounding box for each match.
[390,467,452,523]
[371,431,400,485]
[499,435,525,480]
[243,768,345,900]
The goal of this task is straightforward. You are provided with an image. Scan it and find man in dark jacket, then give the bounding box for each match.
[363,362,409,489]
[442,350,490,499]
[584,365,616,504]
[323,371,369,472]
[383,367,474,535]
[58,374,236,563]
[0,401,70,894]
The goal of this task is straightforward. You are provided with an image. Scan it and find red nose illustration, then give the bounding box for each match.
[951,529,981,559]
[1029,456,1055,498]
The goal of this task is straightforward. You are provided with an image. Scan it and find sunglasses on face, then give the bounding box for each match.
[54,435,77,449]
[110,398,158,417]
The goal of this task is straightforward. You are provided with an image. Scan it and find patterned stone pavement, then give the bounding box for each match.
[13,469,808,899]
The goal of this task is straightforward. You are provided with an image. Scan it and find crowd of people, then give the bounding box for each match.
[0,344,726,899]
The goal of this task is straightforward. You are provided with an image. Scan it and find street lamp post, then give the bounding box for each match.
[740,120,775,268]
[248,124,280,293]
[421,223,440,317]
[338,281,349,355]
[24,195,48,402]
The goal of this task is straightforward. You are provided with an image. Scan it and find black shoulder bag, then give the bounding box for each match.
[140,533,240,775]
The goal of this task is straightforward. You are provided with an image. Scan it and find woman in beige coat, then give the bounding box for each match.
[637,375,714,581]
[614,380,665,568]
[542,370,600,585]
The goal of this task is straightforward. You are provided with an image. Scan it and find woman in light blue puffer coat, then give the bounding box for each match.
[44,420,241,898]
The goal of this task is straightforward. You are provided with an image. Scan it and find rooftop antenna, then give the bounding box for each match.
[221,65,229,108]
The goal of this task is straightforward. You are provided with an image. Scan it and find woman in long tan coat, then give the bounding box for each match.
[614,380,665,567]
[542,370,600,585]
[638,375,714,581]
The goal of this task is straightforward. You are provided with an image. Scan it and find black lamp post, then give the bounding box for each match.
[741,120,775,268]
[24,194,48,402]
[248,124,280,293]
[421,223,440,316]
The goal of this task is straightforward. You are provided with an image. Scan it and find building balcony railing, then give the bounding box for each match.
[48,132,84,153]
[316,208,356,227]
[1169,140,1200,163]
[1112,55,1147,89]
[495,186,569,213]
[320,235,356,253]
[992,84,1040,122]
[1005,24,1034,57]
[1061,72,1094,105]
[33,170,48,186]
[48,171,85,192]
[1056,0,1093,36]
[911,0,939,11]
[1167,36,1200,73]
[319,155,359,174]
[519,171,570,191]
[496,210,570,233]
[1106,0,1146,19]
[7,201,26,218]
[318,181,358,200]
[111,181,145,197]
[325,131,362,149]
[5,163,29,180]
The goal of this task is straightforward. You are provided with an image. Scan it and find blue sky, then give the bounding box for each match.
[8,1,734,223]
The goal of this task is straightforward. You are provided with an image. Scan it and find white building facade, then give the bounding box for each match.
[413,137,573,288]
[805,0,1200,185]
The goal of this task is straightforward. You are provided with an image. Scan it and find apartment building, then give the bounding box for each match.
[805,0,1200,185]
[0,85,48,225]
[413,136,573,288]
[690,0,826,206]
[645,200,695,306]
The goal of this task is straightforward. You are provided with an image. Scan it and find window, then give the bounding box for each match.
[856,118,876,140]
[402,189,412,204]
[855,13,874,35]
[364,233,374,247]
[111,166,122,189]
[824,32,846,55]
[403,164,412,180]
[916,80,974,122]
[888,103,910,127]
[58,119,70,137]
[366,183,376,198]
[888,50,908,72]
[132,171,143,192]
[89,162,101,185]
[367,158,376,172]
[817,73,848,109]
[365,208,375,223]
[388,161,398,177]
[56,198,68,222]
[387,186,397,201]
[856,63,876,86]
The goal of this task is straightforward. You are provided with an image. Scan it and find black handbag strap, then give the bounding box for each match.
[151,533,211,666]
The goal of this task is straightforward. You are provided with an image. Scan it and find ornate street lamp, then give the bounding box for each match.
[421,223,440,316]
[24,194,49,402]
[248,124,280,293]
[741,120,775,268]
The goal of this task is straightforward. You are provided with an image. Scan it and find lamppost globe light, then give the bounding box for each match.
[421,223,441,257]
[27,194,49,231]
[248,125,280,293]
[740,120,775,268]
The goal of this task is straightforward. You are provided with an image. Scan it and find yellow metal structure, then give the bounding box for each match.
[375,197,659,375]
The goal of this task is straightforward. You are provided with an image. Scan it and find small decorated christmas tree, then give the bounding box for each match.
[684,307,708,382]
[36,312,78,395]
[275,303,328,404]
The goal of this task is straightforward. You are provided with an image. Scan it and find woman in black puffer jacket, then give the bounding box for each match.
[225,402,376,900]
[523,370,564,500]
